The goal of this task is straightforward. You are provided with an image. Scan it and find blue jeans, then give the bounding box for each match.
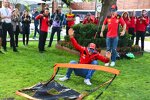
[66,60,98,79]
[106,37,118,62]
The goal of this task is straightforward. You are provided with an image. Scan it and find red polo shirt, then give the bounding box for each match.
[129,16,136,28]
[136,16,149,32]
[103,15,125,38]
[123,17,131,31]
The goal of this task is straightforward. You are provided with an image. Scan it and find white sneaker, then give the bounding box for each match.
[110,62,115,67]
[84,79,92,85]
[59,76,69,81]
[105,63,110,66]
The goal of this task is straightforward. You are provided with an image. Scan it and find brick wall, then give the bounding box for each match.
[70,0,150,10]
[117,0,150,10]
[70,2,95,10]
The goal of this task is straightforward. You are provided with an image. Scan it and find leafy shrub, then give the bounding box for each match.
[59,23,141,57]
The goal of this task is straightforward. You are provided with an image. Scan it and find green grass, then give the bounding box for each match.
[0,41,150,100]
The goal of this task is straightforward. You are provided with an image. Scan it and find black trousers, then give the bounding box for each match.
[22,25,30,45]
[0,29,2,49]
[66,25,70,36]
[38,31,48,51]
[33,24,39,38]
[14,25,20,47]
[48,27,61,47]
[2,23,16,51]
[128,28,135,41]
[135,31,145,51]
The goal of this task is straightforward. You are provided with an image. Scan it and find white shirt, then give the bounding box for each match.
[0,7,12,23]
[75,16,80,24]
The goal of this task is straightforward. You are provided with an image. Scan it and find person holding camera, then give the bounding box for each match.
[36,8,50,53]
[135,10,149,51]
[22,10,31,46]
[48,8,64,47]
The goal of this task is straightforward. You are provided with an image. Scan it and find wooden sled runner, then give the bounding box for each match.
[16,63,120,100]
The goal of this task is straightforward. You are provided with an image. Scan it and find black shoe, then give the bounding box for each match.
[13,49,18,52]
[4,49,7,52]
[0,50,4,54]
[48,45,51,47]
[39,51,44,53]
[43,50,47,52]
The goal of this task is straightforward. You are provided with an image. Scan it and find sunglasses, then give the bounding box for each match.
[89,48,95,53]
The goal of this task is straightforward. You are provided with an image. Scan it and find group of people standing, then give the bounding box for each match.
[122,10,149,51]
[0,0,32,53]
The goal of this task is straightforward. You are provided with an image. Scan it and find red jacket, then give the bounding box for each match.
[70,37,109,64]
[35,14,49,32]
[136,16,149,32]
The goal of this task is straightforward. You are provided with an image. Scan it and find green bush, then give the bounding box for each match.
[71,23,133,49]
[61,23,141,57]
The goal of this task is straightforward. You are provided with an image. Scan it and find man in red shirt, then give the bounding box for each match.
[59,28,111,85]
[36,8,50,53]
[66,8,75,35]
[135,10,149,51]
[100,4,126,67]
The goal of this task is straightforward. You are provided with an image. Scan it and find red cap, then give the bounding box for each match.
[111,4,117,9]
[89,43,96,50]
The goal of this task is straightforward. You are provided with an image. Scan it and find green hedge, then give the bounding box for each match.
[61,23,143,57]
[64,23,134,48]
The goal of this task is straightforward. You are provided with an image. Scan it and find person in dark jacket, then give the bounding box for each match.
[36,8,50,53]
[32,8,39,39]
[0,12,3,54]
[48,8,64,47]
[11,8,22,47]
[59,28,111,85]
[21,10,31,46]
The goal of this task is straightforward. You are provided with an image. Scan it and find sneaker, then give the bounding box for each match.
[110,62,115,67]
[59,76,69,81]
[84,79,92,85]
[105,63,110,66]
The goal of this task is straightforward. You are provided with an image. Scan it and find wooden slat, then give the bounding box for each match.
[54,63,120,75]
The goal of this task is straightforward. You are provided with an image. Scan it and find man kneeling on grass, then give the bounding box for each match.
[59,28,111,85]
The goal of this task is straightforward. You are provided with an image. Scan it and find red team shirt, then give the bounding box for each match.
[136,16,149,32]
[123,17,131,31]
[103,15,126,38]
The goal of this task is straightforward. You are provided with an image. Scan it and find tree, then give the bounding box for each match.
[99,0,117,24]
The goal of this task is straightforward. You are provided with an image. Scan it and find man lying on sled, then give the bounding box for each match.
[59,28,111,85]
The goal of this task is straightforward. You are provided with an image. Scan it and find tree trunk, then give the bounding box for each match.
[99,0,117,25]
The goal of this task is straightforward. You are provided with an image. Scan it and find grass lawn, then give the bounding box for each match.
[0,41,150,100]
